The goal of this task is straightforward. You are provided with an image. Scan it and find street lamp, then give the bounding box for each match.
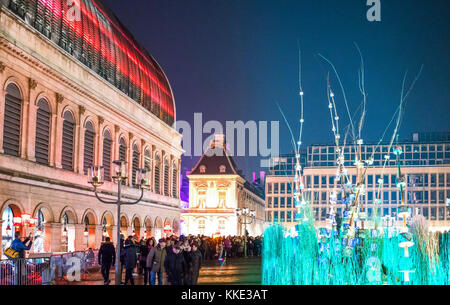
[88,161,150,285]
[236,207,256,257]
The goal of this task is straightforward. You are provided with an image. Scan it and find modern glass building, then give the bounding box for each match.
[265,132,450,231]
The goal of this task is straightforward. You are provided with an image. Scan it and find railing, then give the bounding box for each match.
[0,256,52,285]
[0,250,99,285]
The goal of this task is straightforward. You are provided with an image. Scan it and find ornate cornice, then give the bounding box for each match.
[0,61,5,73]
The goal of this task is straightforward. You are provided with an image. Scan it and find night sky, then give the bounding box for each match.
[103,0,449,179]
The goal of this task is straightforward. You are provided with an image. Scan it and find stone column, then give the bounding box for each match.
[47,223,62,253]
[77,105,86,174]
[0,61,6,153]
[74,223,86,251]
[25,79,38,161]
[96,116,104,167]
[53,94,64,169]
[20,99,30,159]
[95,225,103,250]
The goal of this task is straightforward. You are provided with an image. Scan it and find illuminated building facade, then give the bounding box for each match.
[0,0,183,257]
[265,132,450,232]
[181,134,265,237]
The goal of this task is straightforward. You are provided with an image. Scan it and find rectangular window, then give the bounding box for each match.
[368,175,373,187]
[439,191,445,203]
[413,191,422,204]
[280,197,285,208]
[287,197,292,208]
[321,192,327,203]
[383,191,389,204]
[287,183,292,194]
[430,207,436,220]
[287,211,292,222]
[280,183,285,194]
[424,191,429,204]
[321,176,327,186]
[422,207,429,219]
[267,197,272,208]
[274,197,279,208]
[321,208,327,220]
[268,183,272,194]
[431,191,437,204]
[392,191,397,204]
[329,176,334,186]
[368,191,373,203]
[280,211,285,222]
[313,176,319,187]
[438,207,444,220]
[439,174,444,187]
[274,183,279,194]
[274,211,279,222]
[383,208,389,216]
[430,174,436,187]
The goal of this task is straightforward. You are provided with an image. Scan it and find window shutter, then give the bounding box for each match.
[103,131,112,181]
[172,164,177,198]
[61,111,74,171]
[154,155,160,194]
[3,84,22,157]
[35,99,50,165]
[131,146,139,187]
[164,159,169,196]
[83,122,95,174]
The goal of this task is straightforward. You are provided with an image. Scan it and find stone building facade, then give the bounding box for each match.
[181,135,265,237]
[0,0,183,256]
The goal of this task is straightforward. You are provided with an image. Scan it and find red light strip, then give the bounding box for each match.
[36,0,174,117]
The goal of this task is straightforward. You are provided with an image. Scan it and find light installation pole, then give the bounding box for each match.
[236,207,256,257]
[88,161,150,285]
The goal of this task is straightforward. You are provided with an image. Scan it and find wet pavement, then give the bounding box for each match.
[56,256,262,285]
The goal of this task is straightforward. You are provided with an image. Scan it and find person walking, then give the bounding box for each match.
[122,236,138,285]
[164,243,186,285]
[146,238,167,285]
[189,243,202,285]
[98,237,115,285]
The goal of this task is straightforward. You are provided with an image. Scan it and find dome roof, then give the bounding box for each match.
[8,0,175,126]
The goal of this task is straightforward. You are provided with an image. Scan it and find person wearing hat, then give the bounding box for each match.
[146,238,167,285]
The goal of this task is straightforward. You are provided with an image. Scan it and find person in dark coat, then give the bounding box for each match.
[122,236,138,285]
[164,244,186,285]
[182,244,192,285]
[98,237,115,285]
[146,238,166,285]
[189,243,203,285]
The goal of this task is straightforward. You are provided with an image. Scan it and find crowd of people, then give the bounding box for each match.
[97,234,263,285]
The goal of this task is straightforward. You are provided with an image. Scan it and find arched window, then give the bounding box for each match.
[144,149,151,171]
[35,99,51,165]
[163,158,169,196]
[118,137,126,161]
[103,130,112,181]
[83,121,95,174]
[62,110,75,171]
[131,144,140,187]
[172,161,178,198]
[154,153,161,194]
[3,83,22,156]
